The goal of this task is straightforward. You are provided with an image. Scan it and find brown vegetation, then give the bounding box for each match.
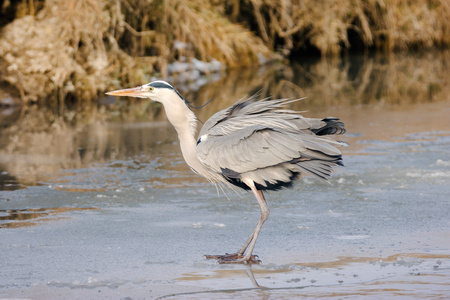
[0,0,449,103]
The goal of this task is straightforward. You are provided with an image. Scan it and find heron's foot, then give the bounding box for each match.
[219,256,261,265]
[204,253,242,260]
[204,253,261,264]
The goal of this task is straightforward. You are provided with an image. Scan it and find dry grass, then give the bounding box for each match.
[0,0,448,103]
[115,0,273,69]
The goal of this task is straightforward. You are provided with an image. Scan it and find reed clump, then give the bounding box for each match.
[219,0,450,55]
[0,0,143,103]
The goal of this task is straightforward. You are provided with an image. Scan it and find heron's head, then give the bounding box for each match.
[106,80,186,105]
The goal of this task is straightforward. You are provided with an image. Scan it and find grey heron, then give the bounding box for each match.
[106,80,346,264]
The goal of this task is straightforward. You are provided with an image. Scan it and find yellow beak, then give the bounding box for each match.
[105,86,145,98]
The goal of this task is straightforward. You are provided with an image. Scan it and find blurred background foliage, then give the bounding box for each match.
[0,0,449,104]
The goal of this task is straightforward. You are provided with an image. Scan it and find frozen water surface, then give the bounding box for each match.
[1,55,450,299]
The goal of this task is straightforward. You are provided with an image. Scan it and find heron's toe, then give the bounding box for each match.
[219,255,261,265]
[204,253,241,260]
[205,253,261,264]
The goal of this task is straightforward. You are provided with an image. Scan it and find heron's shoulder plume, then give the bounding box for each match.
[215,94,265,125]
[199,96,304,138]
[227,94,261,116]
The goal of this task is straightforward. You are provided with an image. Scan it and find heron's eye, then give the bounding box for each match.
[142,85,154,92]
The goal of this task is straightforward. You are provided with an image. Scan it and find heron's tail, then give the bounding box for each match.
[311,117,346,136]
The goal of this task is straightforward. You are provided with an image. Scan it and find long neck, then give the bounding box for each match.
[162,99,221,182]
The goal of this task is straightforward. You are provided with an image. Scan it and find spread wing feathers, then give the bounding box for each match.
[196,97,346,189]
[198,96,304,137]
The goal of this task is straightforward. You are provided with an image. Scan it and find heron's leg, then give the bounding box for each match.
[217,183,269,264]
[204,220,260,262]
[235,186,268,255]
[238,185,269,262]
[205,181,269,264]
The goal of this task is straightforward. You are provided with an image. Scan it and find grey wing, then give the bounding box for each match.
[196,98,346,188]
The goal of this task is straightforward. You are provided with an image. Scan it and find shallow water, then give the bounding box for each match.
[1,52,449,299]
